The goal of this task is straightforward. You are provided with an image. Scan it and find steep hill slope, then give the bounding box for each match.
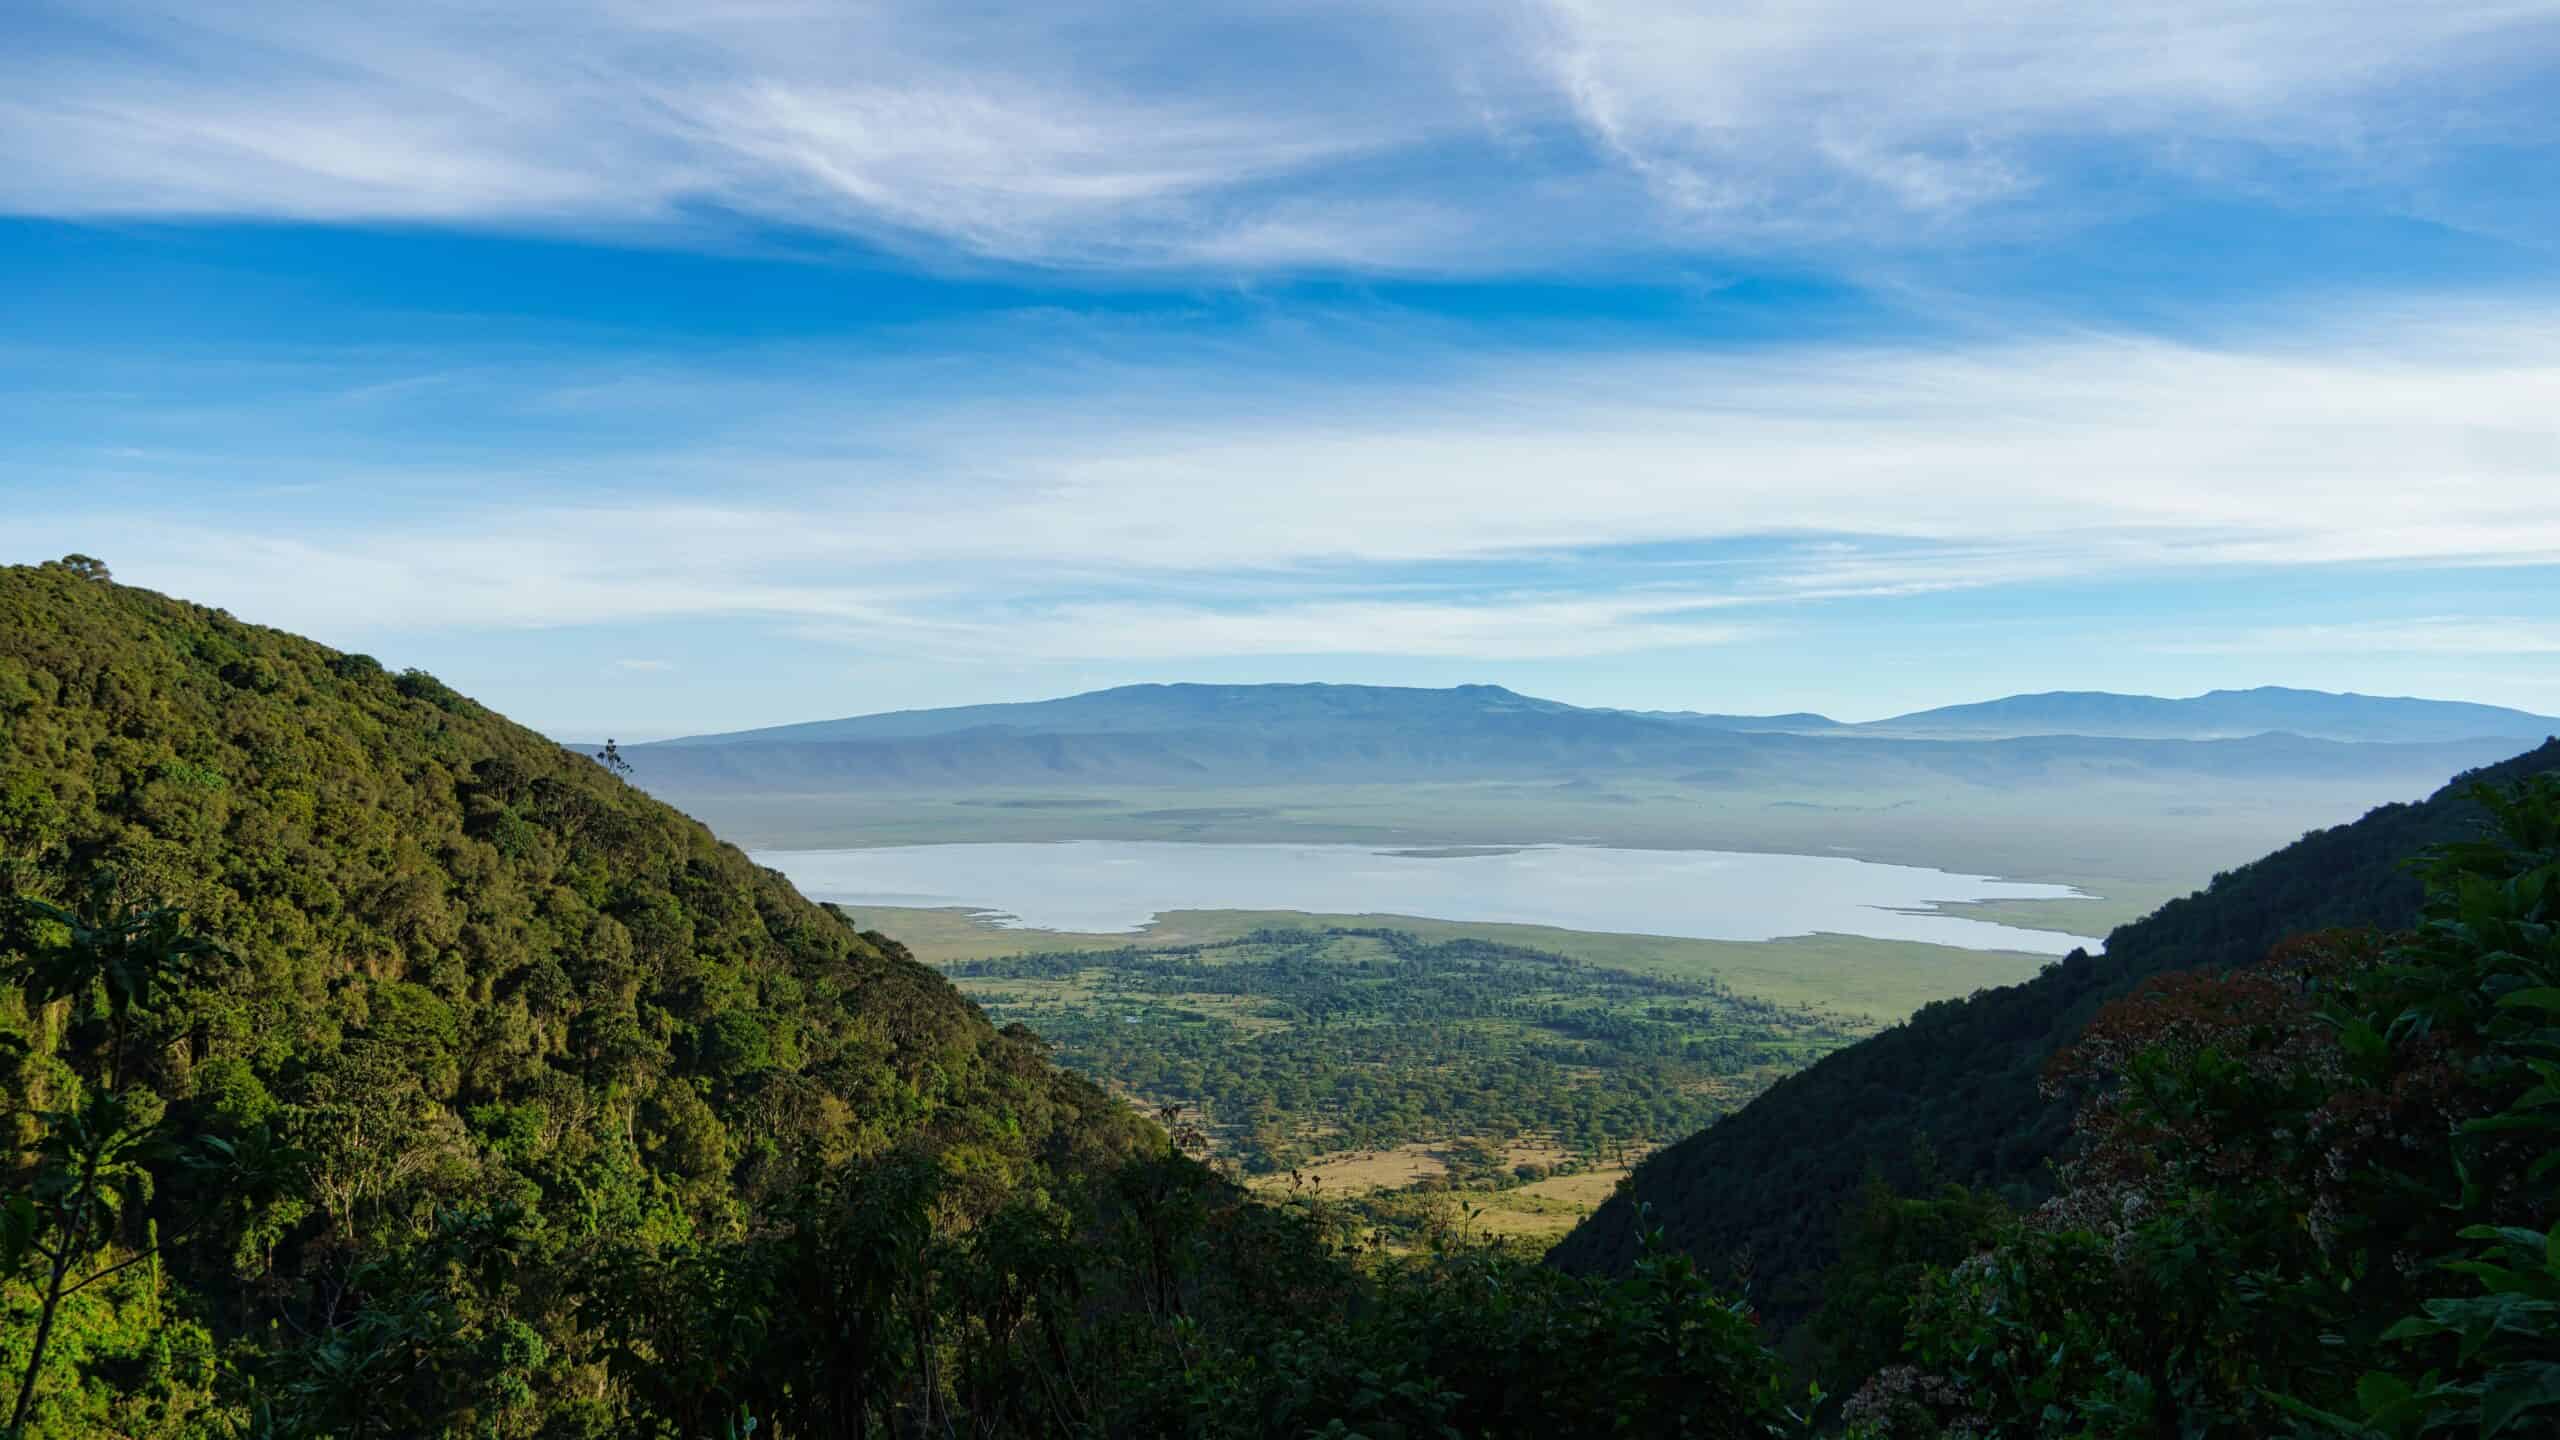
[0,561,1133,1165]
[0,560,1149,1428]
[1546,737,2560,1319]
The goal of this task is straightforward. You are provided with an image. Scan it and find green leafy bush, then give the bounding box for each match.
[1849,778,2560,1438]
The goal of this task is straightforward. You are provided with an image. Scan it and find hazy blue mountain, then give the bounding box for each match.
[1857,685,2558,742]
[641,681,2554,757]
[649,682,1592,746]
[1612,708,1844,732]
[613,682,2545,794]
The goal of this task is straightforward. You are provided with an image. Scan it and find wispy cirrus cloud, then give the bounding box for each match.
[4,0,2555,267]
[1534,0,2560,231]
[795,594,1757,663]
[0,0,1475,267]
[14,303,2557,667]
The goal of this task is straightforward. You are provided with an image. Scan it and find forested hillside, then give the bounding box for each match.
[1550,737,2560,1320]
[0,559,1153,1430]
[0,559,1142,1176]
[0,561,1813,1437]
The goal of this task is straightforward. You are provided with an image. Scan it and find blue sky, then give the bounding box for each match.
[6,0,2559,737]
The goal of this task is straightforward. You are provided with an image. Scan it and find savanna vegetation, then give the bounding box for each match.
[946,927,1857,1174]
[866,902,2057,1031]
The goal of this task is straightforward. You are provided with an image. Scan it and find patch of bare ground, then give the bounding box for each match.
[1251,1143,1450,1194]
[1464,1166,1637,1242]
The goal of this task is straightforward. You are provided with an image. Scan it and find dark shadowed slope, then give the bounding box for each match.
[1545,738,2560,1321]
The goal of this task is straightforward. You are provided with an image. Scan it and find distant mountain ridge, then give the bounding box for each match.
[612,682,2554,794]
[1850,685,2560,742]
[644,680,2556,749]
[649,682,1592,746]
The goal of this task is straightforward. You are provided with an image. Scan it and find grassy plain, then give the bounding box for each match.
[1268,1143,1453,1192]
[1463,1168,1636,1243]
[941,928,1857,1173]
[1923,887,2182,935]
[943,923,1790,1248]
[1246,1151,1639,1247]
[862,902,2060,1023]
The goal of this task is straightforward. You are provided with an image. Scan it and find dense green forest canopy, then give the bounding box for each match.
[0,559,1159,1431]
[0,562,1815,1437]
[1551,737,2560,1324]
[948,927,1857,1173]
[0,556,1150,1192]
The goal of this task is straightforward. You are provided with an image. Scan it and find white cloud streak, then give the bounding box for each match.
[2154,618,2560,655]
[1534,0,2560,229]
[800,596,1756,662]
[27,305,2560,662]
[3,0,2554,265]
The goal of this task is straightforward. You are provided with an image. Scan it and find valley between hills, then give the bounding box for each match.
[600,681,2554,1253]
[8,563,2557,1437]
[20,8,2560,1430]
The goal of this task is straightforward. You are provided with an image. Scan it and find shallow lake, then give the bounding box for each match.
[755,841,2106,954]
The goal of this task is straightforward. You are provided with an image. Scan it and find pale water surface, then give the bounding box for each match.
[756,841,2105,954]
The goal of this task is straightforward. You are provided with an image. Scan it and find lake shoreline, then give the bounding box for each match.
[756,838,2106,955]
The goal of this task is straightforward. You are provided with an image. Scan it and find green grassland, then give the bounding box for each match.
[857,901,2064,1022]
[919,917,1976,1249]
[1920,886,2182,935]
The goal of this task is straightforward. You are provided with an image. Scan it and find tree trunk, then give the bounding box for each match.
[9,1144,99,1431]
